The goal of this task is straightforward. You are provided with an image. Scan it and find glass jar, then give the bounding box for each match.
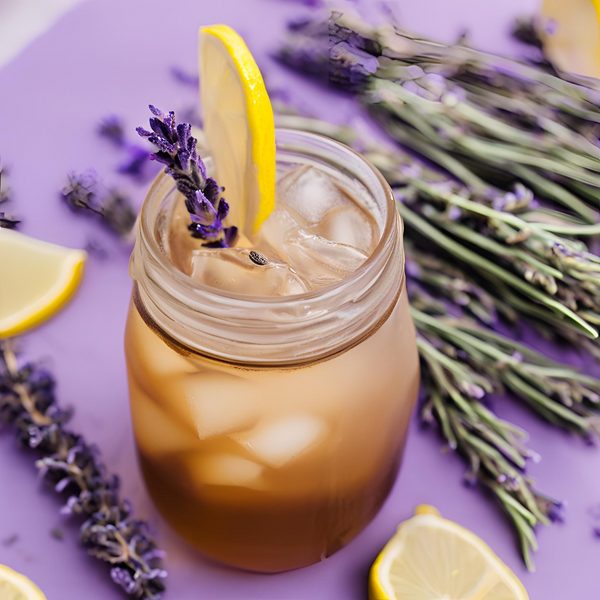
[124,129,420,572]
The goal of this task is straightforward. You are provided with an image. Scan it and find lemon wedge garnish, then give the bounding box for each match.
[0,229,86,338]
[0,564,47,599]
[199,24,276,237]
[369,505,529,600]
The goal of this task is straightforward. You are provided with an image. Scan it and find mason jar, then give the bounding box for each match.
[124,129,420,572]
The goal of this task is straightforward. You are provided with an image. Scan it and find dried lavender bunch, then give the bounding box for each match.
[406,242,518,327]
[137,106,237,247]
[61,170,137,238]
[407,238,600,362]
[413,305,600,439]
[0,163,19,229]
[98,116,153,181]
[396,177,600,339]
[415,279,600,569]
[278,10,600,223]
[411,291,600,569]
[0,342,166,598]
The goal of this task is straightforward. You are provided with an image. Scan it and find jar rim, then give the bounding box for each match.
[132,128,405,364]
[138,128,400,308]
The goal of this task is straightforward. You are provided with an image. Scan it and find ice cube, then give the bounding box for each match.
[316,204,377,254]
[283,229,369,289]
[278,165,352,223]
[126,302,199,384]
[184,373,260,440]
[128,375,200,457]
[190,247,307,296]
[187,454,265,489]
[255,205,306,262]
[230,415,328,468]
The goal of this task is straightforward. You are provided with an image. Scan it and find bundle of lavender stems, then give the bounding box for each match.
[276,9,600,568]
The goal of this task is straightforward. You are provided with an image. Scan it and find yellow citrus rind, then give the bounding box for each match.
[0,229,87,338]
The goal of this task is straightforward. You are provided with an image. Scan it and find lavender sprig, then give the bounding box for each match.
[411,292,600,570]
[137,106,237,247]
[98,117,152,181]
[406,241,518,327]
[0,342,166,599]
[413,306,600,439]
[61,170,137,238]
[170,67,200,88]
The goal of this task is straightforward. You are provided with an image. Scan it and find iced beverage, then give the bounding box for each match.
[125,130,419,572]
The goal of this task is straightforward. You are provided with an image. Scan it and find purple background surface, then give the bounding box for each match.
[1,1,599,598]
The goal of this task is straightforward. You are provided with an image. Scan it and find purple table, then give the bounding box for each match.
[1,1,599,598]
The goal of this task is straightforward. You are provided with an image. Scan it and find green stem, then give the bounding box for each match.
[400,202,598,337]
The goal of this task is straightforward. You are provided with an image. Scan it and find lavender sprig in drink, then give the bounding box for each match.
[137,106,238,248]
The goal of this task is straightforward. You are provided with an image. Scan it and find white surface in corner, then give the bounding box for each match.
[0,0,87,69]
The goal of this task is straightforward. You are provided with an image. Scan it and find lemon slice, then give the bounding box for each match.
[199,24,276,237]
[369,505,528,600]
[0,564,47,599]
[0,229,87,338]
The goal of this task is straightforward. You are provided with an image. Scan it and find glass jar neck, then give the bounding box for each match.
[130,129,404,367]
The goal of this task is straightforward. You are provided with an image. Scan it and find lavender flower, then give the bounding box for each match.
[98,116,126,144]
[170,67,200,87]
[137,106,237,247]
[98,116,153,181]
[0,342,166,599]
[62,170,103,215]
[61,170,137,238]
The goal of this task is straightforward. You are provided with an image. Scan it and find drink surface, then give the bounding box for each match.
[125,145,420,571]
[164,163,380,295]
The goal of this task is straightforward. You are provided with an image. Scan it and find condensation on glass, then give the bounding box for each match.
[124,130,420,572]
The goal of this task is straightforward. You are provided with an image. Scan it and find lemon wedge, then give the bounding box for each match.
[369,505,528,600]
[199,24,276,237]
[0,229,86,338]
[0,564,47,599]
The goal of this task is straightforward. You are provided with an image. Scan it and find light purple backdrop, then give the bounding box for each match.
[1,1,599,598]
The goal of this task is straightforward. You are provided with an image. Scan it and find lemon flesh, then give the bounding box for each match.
[0,565,47,600]
[0,229,86,338]
[199,24,276,237]
[542,0,600,78]
[370,506,528,600]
